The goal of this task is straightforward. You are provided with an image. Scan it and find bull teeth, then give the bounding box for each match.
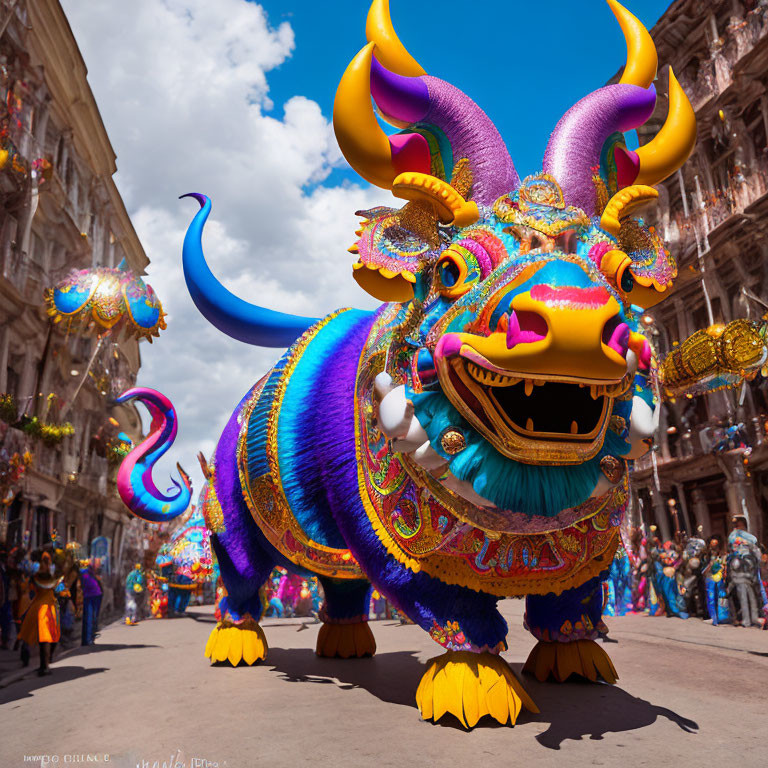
[570,420,579,435]
[496,313,510,333]
[534,379,545,387]
[526,418,534,431]
[590,385,600,400]
[466,362,521,387]
[524,380,534,396]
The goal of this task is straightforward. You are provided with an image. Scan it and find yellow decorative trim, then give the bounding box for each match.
[392,171,480,227]
[600,184,658,236]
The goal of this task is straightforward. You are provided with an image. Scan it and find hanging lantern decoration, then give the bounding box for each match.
[44,262,166,342]
[44,262,167,416]
[659,319,767,398]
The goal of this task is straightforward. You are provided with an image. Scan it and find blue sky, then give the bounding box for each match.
[261,0,671,182]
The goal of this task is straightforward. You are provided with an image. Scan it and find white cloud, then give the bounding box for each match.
[61,0,380,500]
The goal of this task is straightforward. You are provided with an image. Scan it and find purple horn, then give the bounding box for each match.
[370,56,520,206]
[542,84,657,215]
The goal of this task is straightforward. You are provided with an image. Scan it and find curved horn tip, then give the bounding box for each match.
[631,66,696,187]
[607,0,658,90]
[334,42,400,189]
[366,0,425,77]
[179,192,209,208]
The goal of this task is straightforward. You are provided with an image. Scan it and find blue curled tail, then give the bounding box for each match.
[180,193,317,347]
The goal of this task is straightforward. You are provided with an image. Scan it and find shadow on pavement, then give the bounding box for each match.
[186,610,217,624]
[262,648,698,746]
[0,665,109,705]
[63,642,158,659]
[522,668,699,749]
[264,647,423,708]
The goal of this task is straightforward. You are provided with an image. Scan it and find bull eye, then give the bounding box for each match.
[435,246,477,298]
[440,260,460,287]
[620,269,635,293]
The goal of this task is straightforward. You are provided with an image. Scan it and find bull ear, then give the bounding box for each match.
[349,206,431,303]
[599,185,676,308]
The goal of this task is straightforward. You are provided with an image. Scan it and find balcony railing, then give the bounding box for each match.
[676,9,768,111]
[0,241,48,302]
[665,161,768,256]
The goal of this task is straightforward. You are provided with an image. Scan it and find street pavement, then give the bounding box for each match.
[0,601,765,768]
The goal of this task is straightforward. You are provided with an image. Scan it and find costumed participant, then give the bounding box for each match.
[652,541,688,618]
[79,558,103,645]
[679,536,708,618]
[726,517,766,627]
[603,542,633,616]
[0,542,12,649]
[149,546,172,618]
[262,568,285,618]
[18,551,61,676]
[124,564,146,625]
[115,0,765,727]
[276,572,304,619]
[7,547,32,647]
[706,559,730,626]
[643,532,664,616]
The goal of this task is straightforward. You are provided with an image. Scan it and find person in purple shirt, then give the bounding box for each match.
[79,560,102,646]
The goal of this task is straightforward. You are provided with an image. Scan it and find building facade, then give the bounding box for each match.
[0,0,149,597]
[624,0,768,545]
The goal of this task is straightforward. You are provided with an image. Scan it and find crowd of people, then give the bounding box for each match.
[0,541,104,676]
[604,515,768,628]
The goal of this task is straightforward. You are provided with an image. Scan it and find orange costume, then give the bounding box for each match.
[18,575,61,646]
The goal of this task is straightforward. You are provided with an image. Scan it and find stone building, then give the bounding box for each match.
[623,0,768,545]
[0,0,149,591]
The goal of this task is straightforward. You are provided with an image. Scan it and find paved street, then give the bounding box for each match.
[0,602,765,768]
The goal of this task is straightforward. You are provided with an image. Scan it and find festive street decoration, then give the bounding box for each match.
[659,318,767,398]
[0,392,74,447]
[45,262,166,341]
[116,0,758,729]
[44,261,167,416]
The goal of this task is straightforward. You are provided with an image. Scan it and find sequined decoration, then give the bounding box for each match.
[660,319,767,398]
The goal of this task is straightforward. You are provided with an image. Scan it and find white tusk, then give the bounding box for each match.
[378,385,414,439]
[410,440,448,470]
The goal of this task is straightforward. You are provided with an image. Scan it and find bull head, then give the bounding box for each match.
[179,0,696,530]
[341,0,695,525]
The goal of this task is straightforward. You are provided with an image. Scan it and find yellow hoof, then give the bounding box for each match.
[316,621,376,658]
[415,651,538,728]
[524,639,618,684]
[204,622,268,666]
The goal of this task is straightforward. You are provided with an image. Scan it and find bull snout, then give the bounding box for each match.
[443,264,635,383]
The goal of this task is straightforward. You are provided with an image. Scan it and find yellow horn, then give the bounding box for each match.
[607,0,657,89]
[600,184,658,236]
[334,42,399,189]
[633,67,697,187]
[366,0,425,77]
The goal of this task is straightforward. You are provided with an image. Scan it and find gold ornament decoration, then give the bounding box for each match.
[440,428,467,455]
[600,456,623,485]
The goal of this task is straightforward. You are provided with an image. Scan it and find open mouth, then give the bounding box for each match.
[439,355,627,465]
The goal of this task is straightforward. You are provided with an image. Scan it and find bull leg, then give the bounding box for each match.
[315,577,376,658]
[395,584,538,727]
[204,534,272,666]
[523,573,618,684]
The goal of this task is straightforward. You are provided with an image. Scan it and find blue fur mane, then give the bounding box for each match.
[409,387,632,517]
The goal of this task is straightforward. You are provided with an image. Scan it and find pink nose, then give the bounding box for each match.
[602,317,630,359]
